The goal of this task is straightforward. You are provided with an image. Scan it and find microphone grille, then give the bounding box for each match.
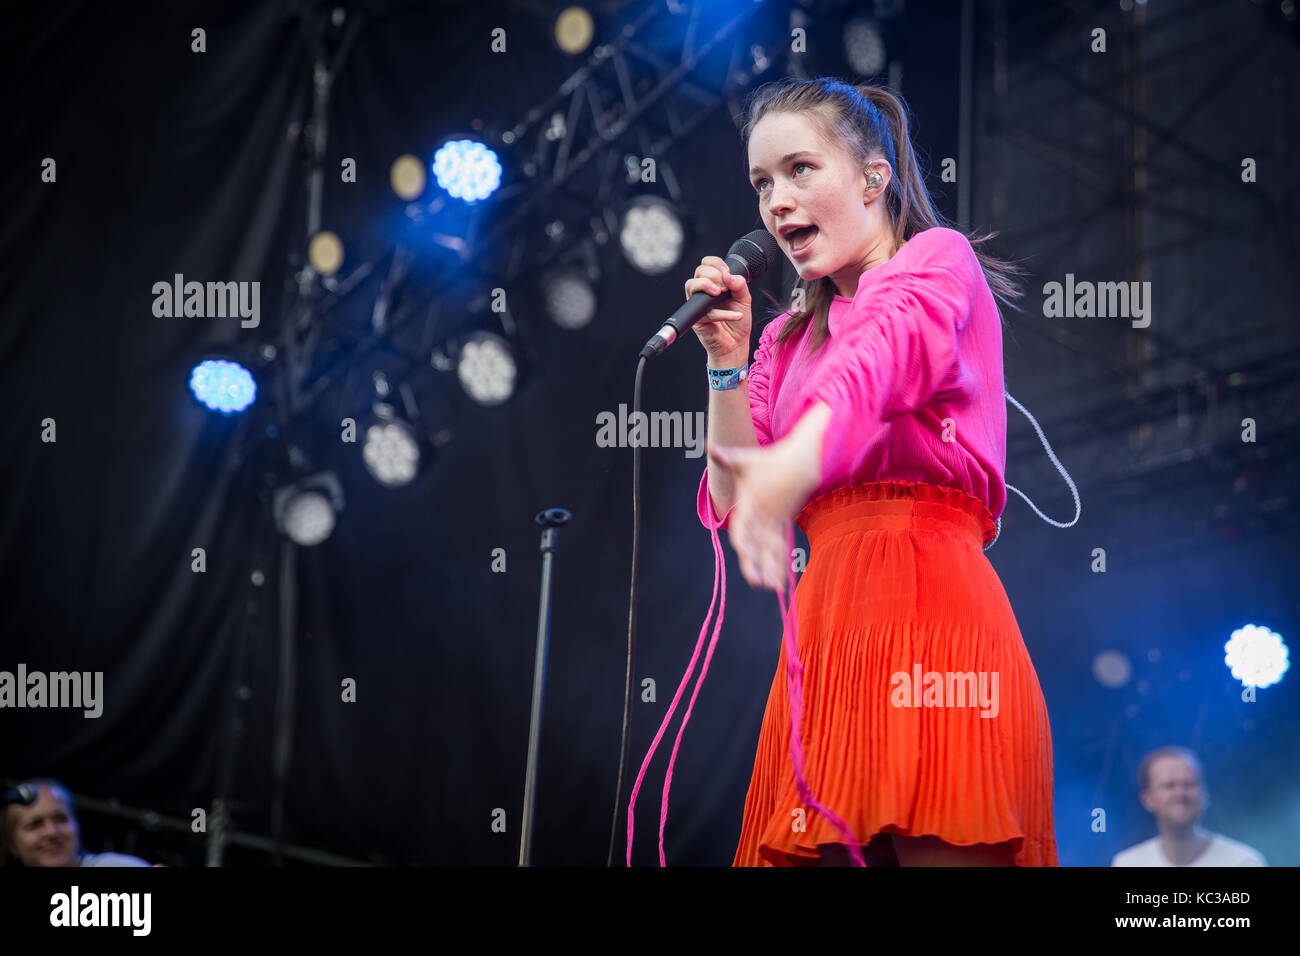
[727,229,780,281]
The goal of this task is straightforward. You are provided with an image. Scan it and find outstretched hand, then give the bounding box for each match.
[707,402,831,591]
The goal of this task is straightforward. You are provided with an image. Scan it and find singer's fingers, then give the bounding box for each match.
[730,525,756,582]
[685,275,727,299]
[761,534,786,591]
[742,541,774,592]
[724,272,751,305]
[735,516,781,592]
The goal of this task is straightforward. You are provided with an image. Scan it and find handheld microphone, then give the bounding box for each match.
[640,229,781,359]
[1,784,38,807]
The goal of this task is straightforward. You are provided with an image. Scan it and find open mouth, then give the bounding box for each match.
[788,225,818,256]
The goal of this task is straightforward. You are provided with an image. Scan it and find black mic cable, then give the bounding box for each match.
[606,354,647,867]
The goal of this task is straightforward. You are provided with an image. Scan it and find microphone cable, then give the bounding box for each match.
[606,355,646,866]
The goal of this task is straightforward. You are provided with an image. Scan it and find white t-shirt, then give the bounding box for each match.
[77,851,152,867]
[1112,833,1266,867]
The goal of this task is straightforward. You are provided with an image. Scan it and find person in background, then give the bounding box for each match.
[1111,746,1266,867]
[1,778,152,867]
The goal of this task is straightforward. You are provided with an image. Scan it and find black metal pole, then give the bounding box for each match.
[519,507,571,866]
[209,466,272,868]
[269,536,299,866]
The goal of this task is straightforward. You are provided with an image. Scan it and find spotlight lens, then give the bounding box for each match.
[283,491,335,546]
[432,140,502,203]
[457,335,517,405]
[308,231,344,276]
[544,272,597,329]
[844,17,887,76]
[363,421,421,487]
[620,201,683,275]
[1091,650,1132,689]
[1224,624,1290,689]
[190,359,256,414]
[390,154,428,200]
[555,6,594,54]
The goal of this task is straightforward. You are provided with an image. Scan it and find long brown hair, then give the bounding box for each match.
[741,77,1025,354]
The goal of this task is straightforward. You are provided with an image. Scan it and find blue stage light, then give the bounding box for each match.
[431,139,502,202]
[1224,624,1289,689]
[189,359,256,414]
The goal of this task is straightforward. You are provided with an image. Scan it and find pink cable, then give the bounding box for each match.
[655,520,730,865]
[777,521,867,866]
[627,519,865,867]
[626,519,726,866]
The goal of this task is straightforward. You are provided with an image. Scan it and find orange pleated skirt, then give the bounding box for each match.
[732,480,1058,866]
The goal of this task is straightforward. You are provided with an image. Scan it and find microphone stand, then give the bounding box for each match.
[519,507,571,866]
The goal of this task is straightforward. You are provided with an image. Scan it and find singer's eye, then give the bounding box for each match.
[753,163,811,192]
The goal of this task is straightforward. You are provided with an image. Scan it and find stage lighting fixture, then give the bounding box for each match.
[1224,624,1290,689]
[273,472,344,547]
[455,331,517,406]
[390,154,427,200]
[362,404,423,488]
[282,491,334,546]
[555,6,594,54]
[619,196,684,276]
[308,230,344,276]
[542,267,598,330]
[189,358,257,414]
[844,16,887,76]
[1091,650,1133,689]
[432,139,502,203]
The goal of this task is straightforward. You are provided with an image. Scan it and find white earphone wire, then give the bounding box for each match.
[984,390,1082,551]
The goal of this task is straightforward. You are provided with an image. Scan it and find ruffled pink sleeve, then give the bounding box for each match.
[799,231,979,497]
[696,313,787,530]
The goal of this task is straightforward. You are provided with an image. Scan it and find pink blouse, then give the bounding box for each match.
[696,226,1007,530]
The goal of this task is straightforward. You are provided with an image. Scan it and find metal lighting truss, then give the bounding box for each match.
[478,0,790,290]
[271,0,796,429]
[967,0,1300,559]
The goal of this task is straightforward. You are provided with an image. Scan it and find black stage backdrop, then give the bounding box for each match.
[3,0,1297,867]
